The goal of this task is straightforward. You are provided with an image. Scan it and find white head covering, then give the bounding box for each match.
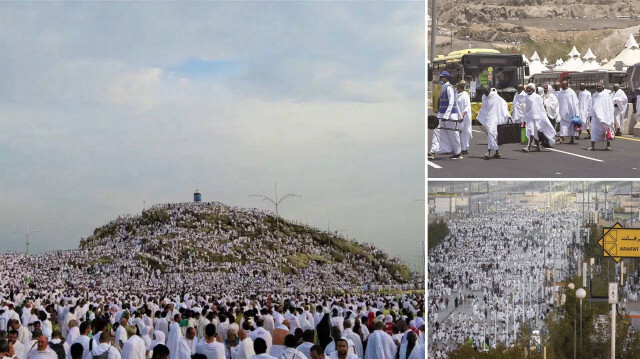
[149,331,166,351]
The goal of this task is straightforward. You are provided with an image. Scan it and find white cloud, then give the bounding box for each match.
[107,67,163,112]
[0,1,424,269]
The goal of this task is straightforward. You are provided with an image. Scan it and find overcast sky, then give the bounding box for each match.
[0,2,425,271]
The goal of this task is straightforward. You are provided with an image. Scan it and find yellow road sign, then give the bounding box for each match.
[598,223,640,262]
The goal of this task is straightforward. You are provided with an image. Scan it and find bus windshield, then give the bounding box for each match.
[462,54,523,102]
[465,67,519,101]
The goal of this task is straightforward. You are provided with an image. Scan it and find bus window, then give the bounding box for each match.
[495,68,517,90]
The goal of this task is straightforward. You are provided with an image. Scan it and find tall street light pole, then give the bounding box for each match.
[429,0,437,63]
[14,227,42,255]
[450,24,454,54]
[250,181,301,230]
[576,288,586,359]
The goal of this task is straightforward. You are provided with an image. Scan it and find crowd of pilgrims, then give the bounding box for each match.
[0,287,425,359]
[621,266,640,304]
[0,202,419,298]
[427,204,583,358]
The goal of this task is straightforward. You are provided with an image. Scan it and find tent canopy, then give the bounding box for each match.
[583,48,596,60]
[602,34,640,70]
[568,46,581,58]
[530,51,541,62]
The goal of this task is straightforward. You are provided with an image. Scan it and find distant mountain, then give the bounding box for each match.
[436,0,640,25]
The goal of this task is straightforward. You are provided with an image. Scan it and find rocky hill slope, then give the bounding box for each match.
[435,0,640,25]
[3,202,418,296]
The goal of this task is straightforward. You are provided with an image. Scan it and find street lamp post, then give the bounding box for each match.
[13,228,42,255]
[576,288,587,359]
[250,181,301,229]
[568,283,576,359]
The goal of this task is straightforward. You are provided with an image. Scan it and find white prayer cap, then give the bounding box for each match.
[526,83,536,91]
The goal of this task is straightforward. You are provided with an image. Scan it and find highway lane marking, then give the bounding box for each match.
[616,136,640,142]
[472,129,483,133]
[427,161,442,169]
[547,148,604,162]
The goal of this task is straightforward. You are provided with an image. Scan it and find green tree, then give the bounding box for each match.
[428,219,450,249]
[585,224,604,259]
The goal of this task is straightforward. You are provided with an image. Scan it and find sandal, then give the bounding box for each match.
[484,153,491,159]
[521,147,530,152]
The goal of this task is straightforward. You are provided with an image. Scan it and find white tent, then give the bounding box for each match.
[542,57,549,65]
[555,58,565,67]
[602,34,640,70]
[527,51,548,75]
[576,48,601,72]
[555,46,583,71]
[522,54,530,64]
[530,51,541,62]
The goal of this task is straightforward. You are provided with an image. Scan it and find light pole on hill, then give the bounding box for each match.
[250,181,301,230]
[14,227,42,255]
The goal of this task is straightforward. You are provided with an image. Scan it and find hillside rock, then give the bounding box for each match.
[435,0,640,25]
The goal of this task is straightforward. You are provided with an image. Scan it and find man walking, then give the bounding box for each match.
[428,71,463,160]
[588,82,615,151]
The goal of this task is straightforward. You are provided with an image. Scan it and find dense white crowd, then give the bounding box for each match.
[0,285,425,359]
[427,204,583,358]
[0,202,425,359]
[0,203,420,298]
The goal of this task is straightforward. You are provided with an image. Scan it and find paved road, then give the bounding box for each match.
[428,126,640,178]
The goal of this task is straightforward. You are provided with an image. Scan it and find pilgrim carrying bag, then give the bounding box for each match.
[497,118,520,145]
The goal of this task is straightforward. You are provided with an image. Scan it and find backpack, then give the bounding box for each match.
[49,340,65,359]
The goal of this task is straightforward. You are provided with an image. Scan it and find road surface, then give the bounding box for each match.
[428,126,640,178]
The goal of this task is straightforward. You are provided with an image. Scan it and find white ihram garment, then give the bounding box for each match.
[476,90,509,151]
[556,88,579,137]
[590,91,615,142]
[456,90,473,151]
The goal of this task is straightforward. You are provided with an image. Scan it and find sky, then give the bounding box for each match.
[0,2,425,272]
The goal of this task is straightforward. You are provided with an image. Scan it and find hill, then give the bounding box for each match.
[435,0,640,25]
[430,0,640,62]
[6,202,418,296]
